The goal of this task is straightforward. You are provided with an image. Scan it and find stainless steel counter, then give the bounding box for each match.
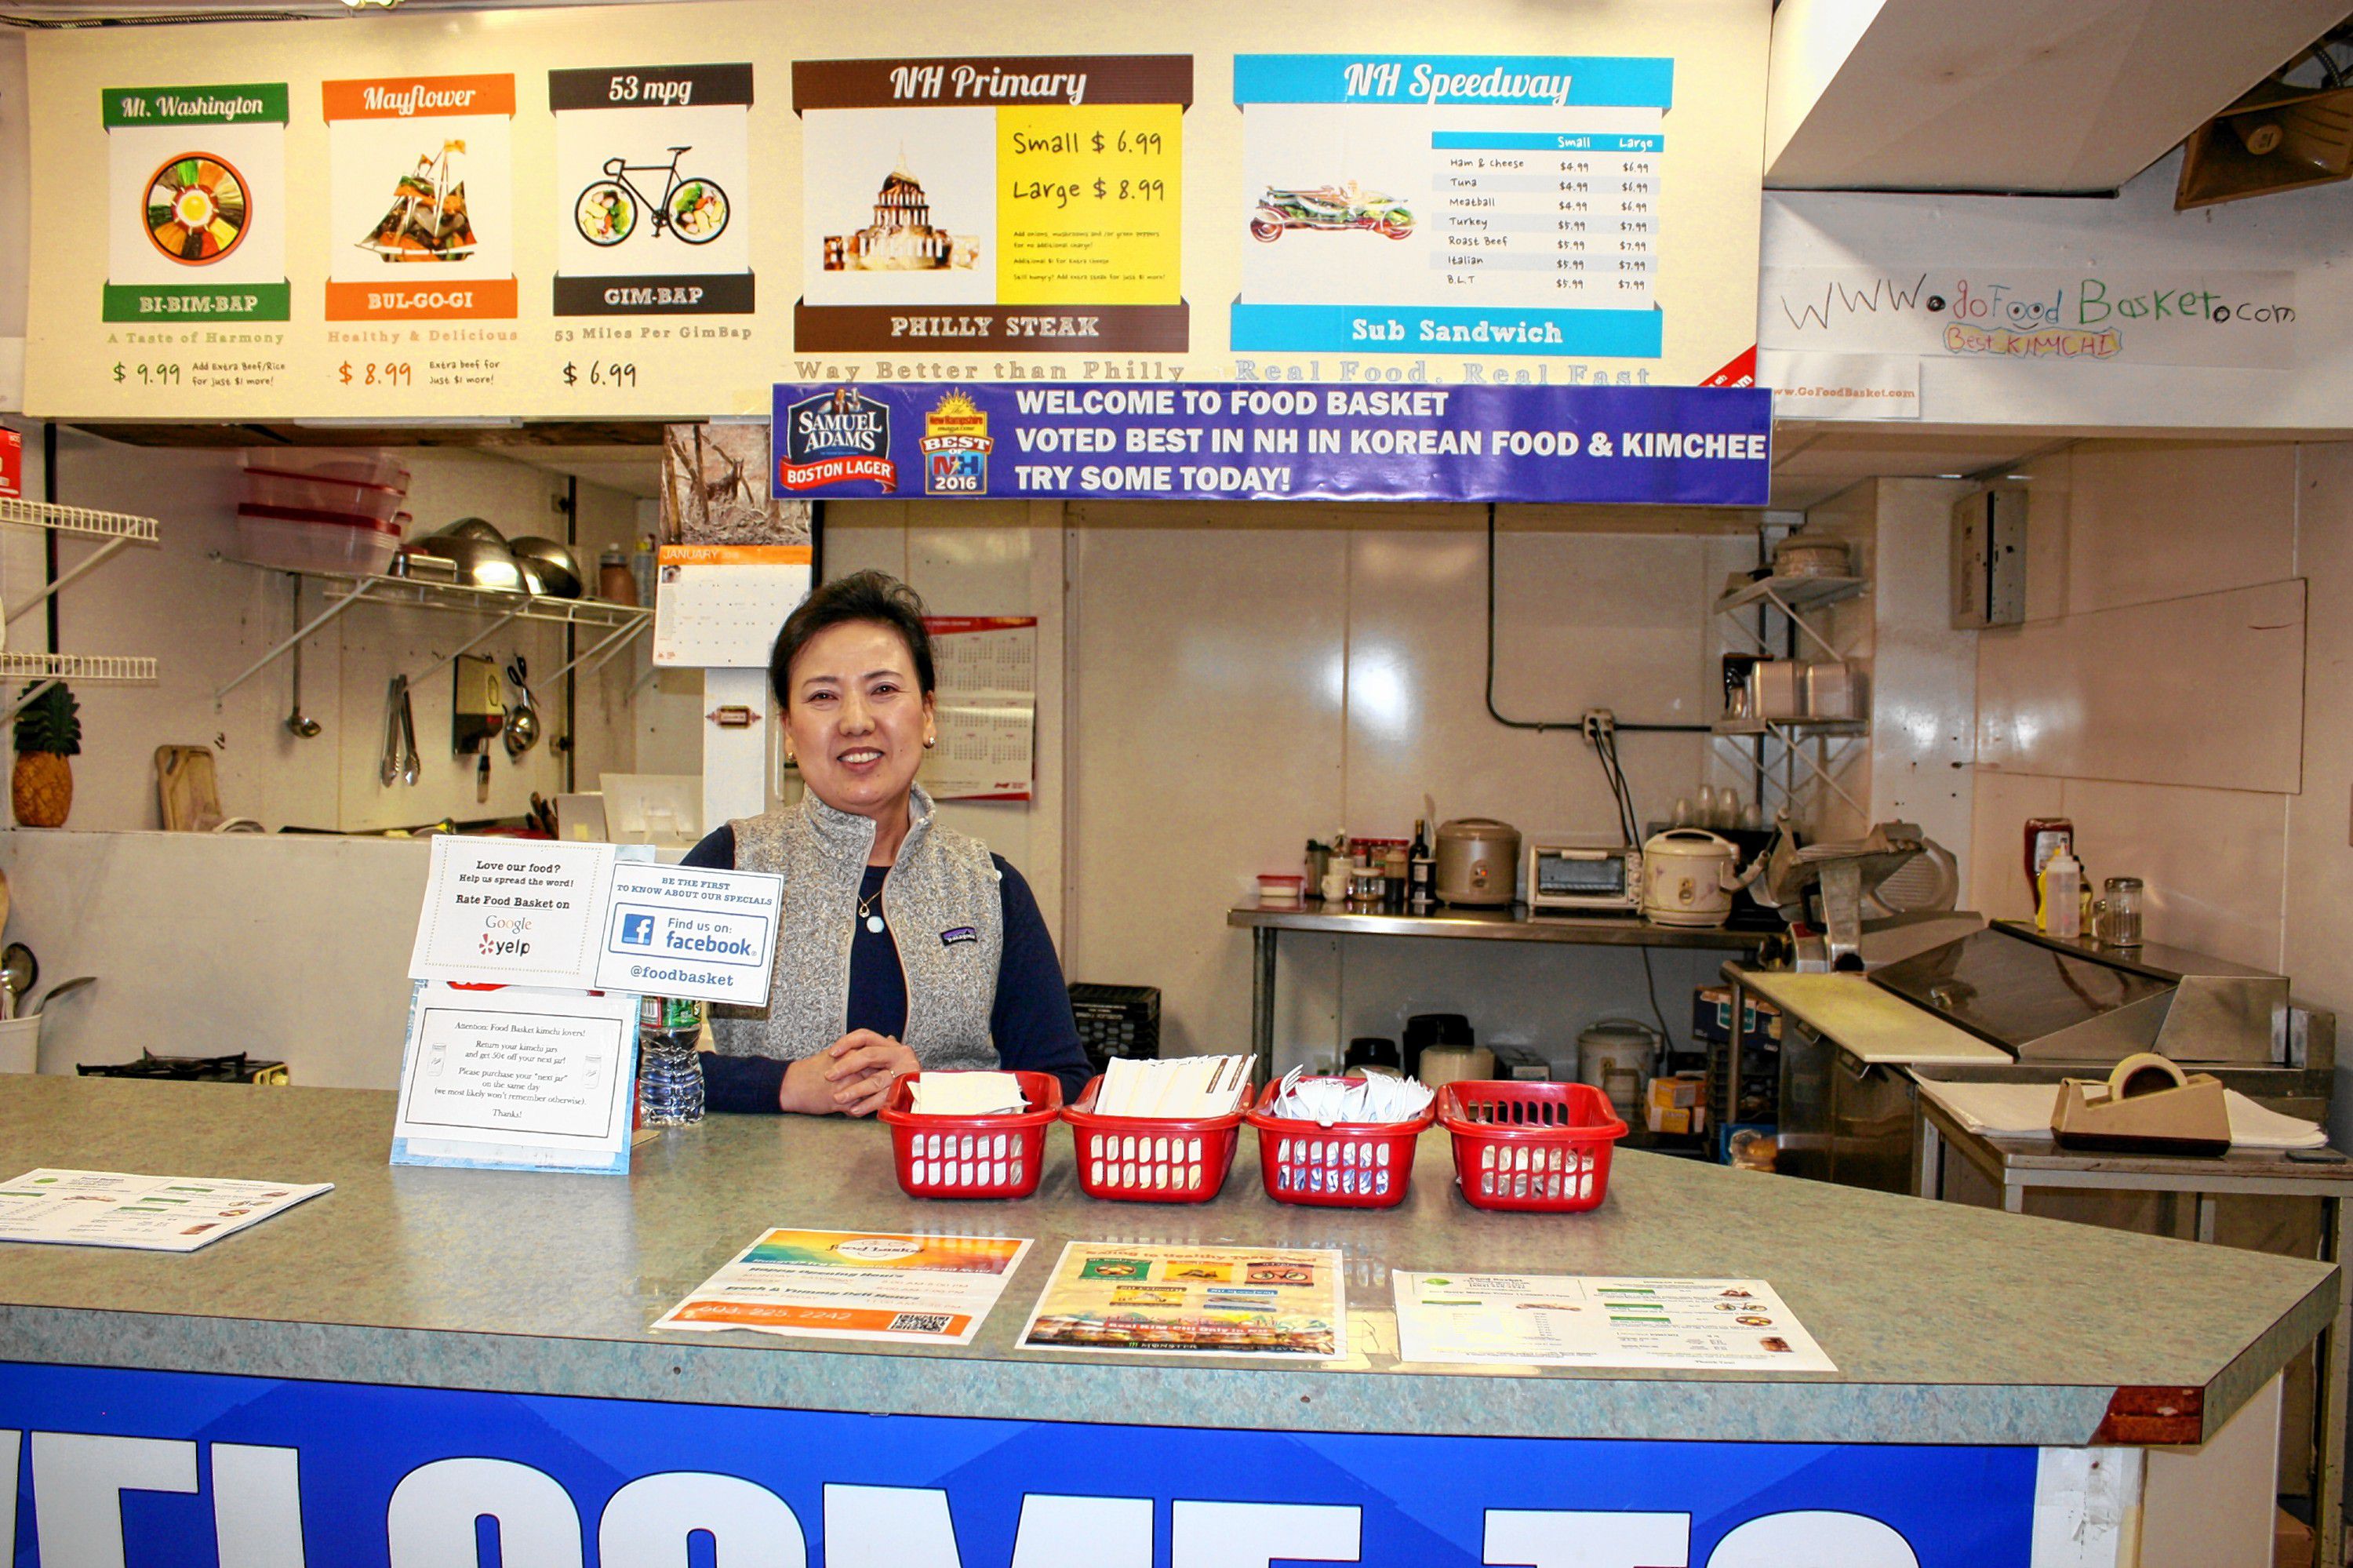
[1230,899,1768,1077]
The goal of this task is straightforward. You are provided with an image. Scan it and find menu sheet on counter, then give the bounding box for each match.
[0,1169,332,1252]
[1018,1242,1346,1358]
[653,1228,1031,1346]
[1393,1273,1835,1371]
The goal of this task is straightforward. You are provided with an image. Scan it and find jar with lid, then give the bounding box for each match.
[1349,858,1386,907]
[598,545,639,606]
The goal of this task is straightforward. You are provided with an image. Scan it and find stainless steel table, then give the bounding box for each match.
[1228,899,1769,1081]
[1915,1087,2353,1565]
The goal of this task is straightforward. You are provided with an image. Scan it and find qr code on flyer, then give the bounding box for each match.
[888,1312,955,1335]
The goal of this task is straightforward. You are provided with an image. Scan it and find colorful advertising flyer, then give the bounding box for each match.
[389,981,640,1174]
[102,82,289,326]
[1392,1273,1836,1372]
[1233,54,1671,358]
[653,1228,1032,1345]
[771,380,1771,506]
[793,54,1191,355]
[1018,1242,1346,1357]
[0,1169,331,1253]
[323,72,518,325]
[550,62,755,318]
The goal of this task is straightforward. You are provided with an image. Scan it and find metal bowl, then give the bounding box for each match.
[439,516,508,546]
[507,537,584,599]
[409,534,523,592]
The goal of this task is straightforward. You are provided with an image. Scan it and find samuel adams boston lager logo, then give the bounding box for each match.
[781,387,896,492]
[922,391,992,495]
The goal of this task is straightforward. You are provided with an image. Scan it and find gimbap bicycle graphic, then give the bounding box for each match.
[573,147,731,247]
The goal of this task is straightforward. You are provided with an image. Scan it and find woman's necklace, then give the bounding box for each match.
[857,878,887,934]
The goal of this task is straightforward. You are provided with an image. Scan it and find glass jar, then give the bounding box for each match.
[2097,877,2144,948]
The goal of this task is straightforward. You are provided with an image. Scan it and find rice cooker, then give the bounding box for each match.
[1435,818,1521,906]
[1641,828,1744,928]
[1577,1018,1661,1121]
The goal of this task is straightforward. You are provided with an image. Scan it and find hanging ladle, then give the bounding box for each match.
[285,576,322,740]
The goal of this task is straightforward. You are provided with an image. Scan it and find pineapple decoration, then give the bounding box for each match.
[11,682,80,828]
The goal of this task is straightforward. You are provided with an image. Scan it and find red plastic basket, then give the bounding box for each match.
[1243,1079,1435,1209]
[1438,1080,1627,1213]
[878,1071,1064,1199]
[1061,1074,1247,1203]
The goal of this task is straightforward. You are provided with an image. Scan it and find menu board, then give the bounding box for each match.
[25,0,1766,419]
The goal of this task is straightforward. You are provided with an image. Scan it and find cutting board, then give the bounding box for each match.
[1736,970,2011,1065]
[155,745,224,833]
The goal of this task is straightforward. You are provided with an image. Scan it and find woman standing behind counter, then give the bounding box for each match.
[683,570,1090,1115]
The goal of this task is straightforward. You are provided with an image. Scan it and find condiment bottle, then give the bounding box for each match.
[1383,846,1409,910]
[1408,818,1434,908]
[2040,846,2083,940]
[599,545,638,606]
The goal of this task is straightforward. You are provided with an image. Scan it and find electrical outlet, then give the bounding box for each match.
[1583,708,1616,742]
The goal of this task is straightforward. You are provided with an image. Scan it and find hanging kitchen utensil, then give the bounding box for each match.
[284,576,322,739]
[503,653,541,758]
[380,677,407,787]
[399,680,420,786]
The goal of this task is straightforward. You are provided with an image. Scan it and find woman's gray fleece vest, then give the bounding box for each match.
[710,784,1004,1070]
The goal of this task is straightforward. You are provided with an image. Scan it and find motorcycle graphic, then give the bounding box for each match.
[1249,183,1416,242]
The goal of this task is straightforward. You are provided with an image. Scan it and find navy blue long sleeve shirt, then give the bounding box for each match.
[680,824,1091,1111]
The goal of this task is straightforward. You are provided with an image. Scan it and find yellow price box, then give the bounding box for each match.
[996,104,1181,306]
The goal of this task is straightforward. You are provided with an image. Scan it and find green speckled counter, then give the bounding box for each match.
[0,1074,2334,1446]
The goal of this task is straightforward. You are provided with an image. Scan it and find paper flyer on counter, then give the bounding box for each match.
[1018,1242,1346,1357]
[653,1228,1031,1346]
[389,982,640,1174]
[1392,1273,1835,1372]
[0,1169,331,1252]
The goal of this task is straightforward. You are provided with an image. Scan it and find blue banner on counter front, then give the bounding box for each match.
[1,1361,2038,1566]
[770,382,1770,506]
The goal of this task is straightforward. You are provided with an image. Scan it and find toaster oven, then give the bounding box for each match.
[1526,839,1642,912]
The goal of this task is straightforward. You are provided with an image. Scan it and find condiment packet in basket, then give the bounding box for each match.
[1267,1068,1433,1127]
[908,1071,1028,1115]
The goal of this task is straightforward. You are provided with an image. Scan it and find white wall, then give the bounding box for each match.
[1060,516,1758,1071]
[12,432,643,833]
[1952,438,2353,1140]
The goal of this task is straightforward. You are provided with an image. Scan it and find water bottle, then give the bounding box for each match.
[637,995,706,1126]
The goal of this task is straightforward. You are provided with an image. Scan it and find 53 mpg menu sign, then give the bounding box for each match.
[22,0,1765,420]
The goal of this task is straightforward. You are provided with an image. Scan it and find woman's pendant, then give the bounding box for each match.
[866,914,886,934]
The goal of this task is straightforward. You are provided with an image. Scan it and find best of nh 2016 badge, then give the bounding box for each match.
[780,387,896,493]
[922,391,993,496]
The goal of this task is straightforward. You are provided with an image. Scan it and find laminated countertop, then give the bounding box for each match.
[0,1074,2333,1448]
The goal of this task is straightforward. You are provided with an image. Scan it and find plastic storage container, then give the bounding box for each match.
[1437,1080,1627,1213]
[235,511,402,575]
[237,449,411,576]
[1244,1079,1435,1209]
[1062,1074,1247,1203]
[879,1070,1064,1199]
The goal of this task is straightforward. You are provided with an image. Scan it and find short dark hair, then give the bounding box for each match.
[769,569,936,711]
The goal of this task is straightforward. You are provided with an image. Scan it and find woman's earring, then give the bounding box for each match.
[924,733,936,749]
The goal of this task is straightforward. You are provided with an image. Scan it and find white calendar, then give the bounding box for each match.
[651,544,813,668]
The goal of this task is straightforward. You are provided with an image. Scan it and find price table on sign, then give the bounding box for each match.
[339,360,414,387]
[1434,132,1658,306]
[562,360,639,389]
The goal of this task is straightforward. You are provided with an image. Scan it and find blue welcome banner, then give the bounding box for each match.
[771,382,1770,506]
[1,1361,2038,1566]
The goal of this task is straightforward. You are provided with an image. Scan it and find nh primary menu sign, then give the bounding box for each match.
[26,1,1767,420]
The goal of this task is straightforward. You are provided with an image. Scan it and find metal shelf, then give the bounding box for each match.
[1715,573,1865,617]
[214,562,654,705]
[0,500,165,725]
[1711,717,1867,738]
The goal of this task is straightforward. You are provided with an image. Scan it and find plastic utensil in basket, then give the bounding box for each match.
[1062,1073,1246,1203]
[878,1070,1064,1199]
[1244,1079,1435,1209]
[1438,1080,1627,1213]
